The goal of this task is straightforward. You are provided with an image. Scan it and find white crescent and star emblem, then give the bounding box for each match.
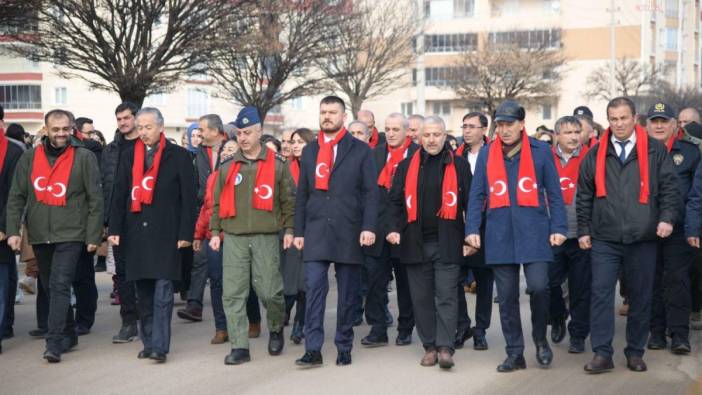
[235,173,243,185]
[33,176,47,191]
[559,177,575,190]
[445,191,457,207]
[131,186,139,201]
[48,182,67,198]
[141,176,154,191]
[518,177,537,193]
[490,180,507,196]
[406,195,412,209]
[254,184,273,200]
[315,163,329,178]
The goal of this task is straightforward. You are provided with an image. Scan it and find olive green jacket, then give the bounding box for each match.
[210,147,295,235]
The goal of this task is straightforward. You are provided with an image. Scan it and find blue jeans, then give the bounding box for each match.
[206,241,226,331]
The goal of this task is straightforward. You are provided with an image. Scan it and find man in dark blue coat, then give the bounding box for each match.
[293,96,379,367]
[466,100,567,373]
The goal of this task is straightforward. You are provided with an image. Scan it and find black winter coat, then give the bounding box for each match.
[0,141,24,264]
[388,146,472,265]
[101,132,136,224]
[108,139,197,281]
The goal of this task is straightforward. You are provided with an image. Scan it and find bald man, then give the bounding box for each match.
[357,110,386,149]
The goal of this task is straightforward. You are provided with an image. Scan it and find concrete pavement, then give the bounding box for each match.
[1,272,701,395]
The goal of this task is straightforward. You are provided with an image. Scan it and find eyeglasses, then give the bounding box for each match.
[461,124,486,130]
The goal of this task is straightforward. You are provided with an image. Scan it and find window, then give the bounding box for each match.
[290,97,303,110]
[488,29,561,49]
[542,104,552,120]
[188,63,208,81]
[427,0,453,19]
[413,67,468,86]
[454,0,475,17]
[425,33,477,52]
[666,28,678,50]
[0,85,41,110]
[432,101,451,116]
[665,0,678,18]
[187,88,208,118]
[401,102,414,116]
[144,93,166,106]
[54,87,67,105]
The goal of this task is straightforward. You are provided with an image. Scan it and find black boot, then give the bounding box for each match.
[284,295,296,327]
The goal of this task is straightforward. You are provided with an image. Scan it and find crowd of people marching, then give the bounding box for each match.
[0,94,701,375]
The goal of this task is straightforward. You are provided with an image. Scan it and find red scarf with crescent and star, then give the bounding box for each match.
[219,148,276,218]
[552,145,588,205]
[595,125,649,204]
[404,150,458,222]
[377,137,412,189]
[130,133,166,213]
[31,143,75,206]
[486,129,538,209]
[314,128,346,190]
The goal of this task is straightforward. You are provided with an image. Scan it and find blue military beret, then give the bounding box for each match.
[234,106,261,129]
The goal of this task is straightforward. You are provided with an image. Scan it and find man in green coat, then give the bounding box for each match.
[6,109,103,363]
[209,106,295,365]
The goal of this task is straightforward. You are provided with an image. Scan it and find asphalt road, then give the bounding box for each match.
[1,272,701,395]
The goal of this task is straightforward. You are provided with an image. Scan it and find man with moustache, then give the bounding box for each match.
[108,108,197,363]
[645,102,699,354]
[547,116,592,353]
[6,109,103,362]
[348,120,371,144]
[294,96,378,367]
[280,129,294,160]
[466,100,567,372]
[357,110,386,149]
[102,102,140,343]
[407,115,424,144]
[360,113,418,348]
[387,116,472,369]
[577,97,680,373]
[454,111,493,350]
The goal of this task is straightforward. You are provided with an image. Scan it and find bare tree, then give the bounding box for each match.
[208,0,354,123]
[637,81,702,114]
[585,58,664,102]
[3,0,247,107]
[448,41,565,117]
[316,0,419,118]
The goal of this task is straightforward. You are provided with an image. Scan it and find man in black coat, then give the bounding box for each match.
[577,97,680,373]
[360,113,418,348]
[293,96,379,367]
[108,108,197,363]
[102,102,140,343]
[387,116,472,370]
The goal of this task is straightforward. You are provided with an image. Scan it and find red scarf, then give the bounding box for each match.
[377,137,412,189]
[666,136,675,152]
[219,148,276,218]
[369,127,380,148]
[596,125,649,204]
[315,129,346,190]
[130,133,166,213]
[0,129,8,177]
[404,150,459,222]
[31,144,75,206]
[486,129,538,208]
[205,147,214,172]
[552,145,588,205]
[588,136,598,148]
[289,158,300,186]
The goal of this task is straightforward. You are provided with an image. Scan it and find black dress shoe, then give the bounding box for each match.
[295,351,323,367]
[290,321,304,345]
[647,333,667,350]
[497,355,526,372]
[224,348,251,365]
[550,317,566,344]
[336,351,352,366]
[454,327,473,349]
[568,338,585,354]
[150,352,167,363]
[671,338,691,354]
[584,354,614,374]
[43,350,61,363]
[268,331,284,355]
[137,349,151,359]
[361,334,388,347]
[473,333,488,350]
[395,332,412,346]
[29,328,48,338]
[536,342,553,367]
[626,356,647,372]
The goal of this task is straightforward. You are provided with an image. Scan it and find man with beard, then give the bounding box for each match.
[108,108,196,363]
[294,96,378,367]
[7,109,103,362]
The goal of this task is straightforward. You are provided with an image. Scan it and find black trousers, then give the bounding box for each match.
[113,245,138,325]
[73,249,98,329]
[457,265,493,336]
[493,262,549,357]
[36,275,48,330]
[549,238,591,340]
[590,240,656,359]
[691,249,702,313]
[33,242,83,351]
[405,242,459,351]
[1,259,16,336]
[651,234,693,340]
[364,243,414,337]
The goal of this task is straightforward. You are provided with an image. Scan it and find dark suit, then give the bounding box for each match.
[294,131,378,353]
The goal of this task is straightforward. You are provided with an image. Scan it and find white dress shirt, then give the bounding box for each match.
[611,131,637,160]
